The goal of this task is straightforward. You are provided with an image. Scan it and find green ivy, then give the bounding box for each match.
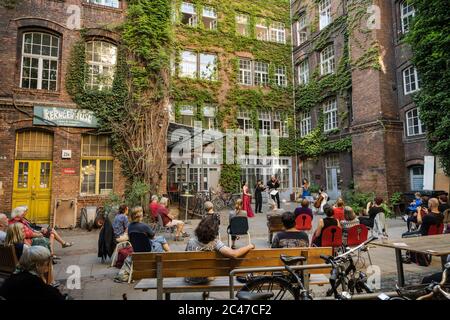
[219,164,241,193]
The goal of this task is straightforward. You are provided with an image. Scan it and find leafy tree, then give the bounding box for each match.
[406,0,450,175]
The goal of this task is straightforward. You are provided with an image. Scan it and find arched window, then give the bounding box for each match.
[20,32,59,91]
[85,41,117,90]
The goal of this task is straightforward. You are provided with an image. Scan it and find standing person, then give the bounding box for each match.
[0,213,8,243]
[112,204,129,242]
[302,179,311,199]
[242,181,255,218]
[254,180,266,214]
[267,175,281,209]
[332,197,345,221]
[157,197,189,241]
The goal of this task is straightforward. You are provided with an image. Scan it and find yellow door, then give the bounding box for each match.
[12,160,52,224]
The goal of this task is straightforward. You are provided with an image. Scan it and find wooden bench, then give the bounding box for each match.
[0,245,18,281]
[133,247,332,300]
[267,214,285,244]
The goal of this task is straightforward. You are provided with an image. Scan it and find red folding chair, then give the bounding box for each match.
[427,223,444,236]
[321,226,342,255]
[295,214,312,231]
[346,224,372,265]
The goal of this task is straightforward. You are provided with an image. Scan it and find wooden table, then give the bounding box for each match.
[373,234,450,286]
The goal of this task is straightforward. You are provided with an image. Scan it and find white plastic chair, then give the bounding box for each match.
[110,241,132,267]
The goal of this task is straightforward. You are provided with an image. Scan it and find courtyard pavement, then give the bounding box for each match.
[52,202,444,300]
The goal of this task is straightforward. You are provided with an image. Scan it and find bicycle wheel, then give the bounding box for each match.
[212,198,225,211]
[239,276,298,300]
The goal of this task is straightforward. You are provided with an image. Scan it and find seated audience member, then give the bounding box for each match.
[360,197,384,229]
[0,213,8,243]
[0,246,65,300]
[205,201,220,225]
[128,206,170,252]
[293,199,313,219]
[402,198,444,237]
[5,223,29,260]
[149,195,160,222]
[405,192,423,216]
[157,197,188,241]
[438,194,449,213]
[185,215,255,284]
[340,206,360,245]
[421,255,450,285]
[113,204,129,242]
[332,198,345,221]
[312,204,340,247]
[272,211,309,248]
[9,206,73,256]
[228,199,247,249]
[404,195,430,232]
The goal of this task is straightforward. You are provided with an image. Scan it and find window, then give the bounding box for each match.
[406,108,425,136]
[254,61,269,86]
[236,14,250,36]
[273,112,288,137]
[85,41,117,90]
[237,111,253,135]
[319,0,332,30]
[403,65,420,94]
[239,59,252,85]
[202,6,217,30]
[81,135,114,195]
[410,165,424,190]
[256,18,269,41]
[179,51,217,80]
[297,59,309,85]
[203,105,216,130]
[270,22,286,44]
[299,111,312,137]
[86,0,119,8]
[275,66,287,87]
[325,154,341,193]
[320,45,335,75]
[179,105,196,127]
[400,1,415,34]
[323,98,338,132]
[259,111,271,136]
[181,2,197,27]
[199,53,217,80]
[20,32,59,91]
[15,130,53,160]
[296,14,308,46]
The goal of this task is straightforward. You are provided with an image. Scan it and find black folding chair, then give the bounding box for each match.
[227,216,251,247]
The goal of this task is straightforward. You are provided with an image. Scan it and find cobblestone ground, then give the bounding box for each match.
[50,202,444,300]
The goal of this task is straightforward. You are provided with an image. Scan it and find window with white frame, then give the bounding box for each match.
[406,108,425,136]
[237,111,253,134]
[400,1,415,34]
[273,112,288,137]
[239,59,252,85]
[236,14,250,36]
[199,53,217,80]
[20,32,59,91]
[323,98,338,132]
[254,61,269,86]
[256,18,269,41]
[203,104,216,130]
[299,111,312,137]
[275,66,287,87]
[296,14,308,46]
[270,22,286,44]
[181,2,197,27]
[179,105,196,127]
[320,45,335,75]
[180,50,197,78]
[86,0,119,8]
[297,59,309,85]
[319,0,332,30]
[259,111,271,136]
[202,6,217,30]
[403,65,420,94]
[85,41,117,91]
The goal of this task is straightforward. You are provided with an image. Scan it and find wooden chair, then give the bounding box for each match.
[0,245,18,279]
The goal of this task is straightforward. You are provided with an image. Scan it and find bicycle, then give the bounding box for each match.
[236,237,377,301]
[190,191,210,219]
[385,262,450,300]
[211,190,241,211]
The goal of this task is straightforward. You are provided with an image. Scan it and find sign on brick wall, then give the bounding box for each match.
[33,106,99,128]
